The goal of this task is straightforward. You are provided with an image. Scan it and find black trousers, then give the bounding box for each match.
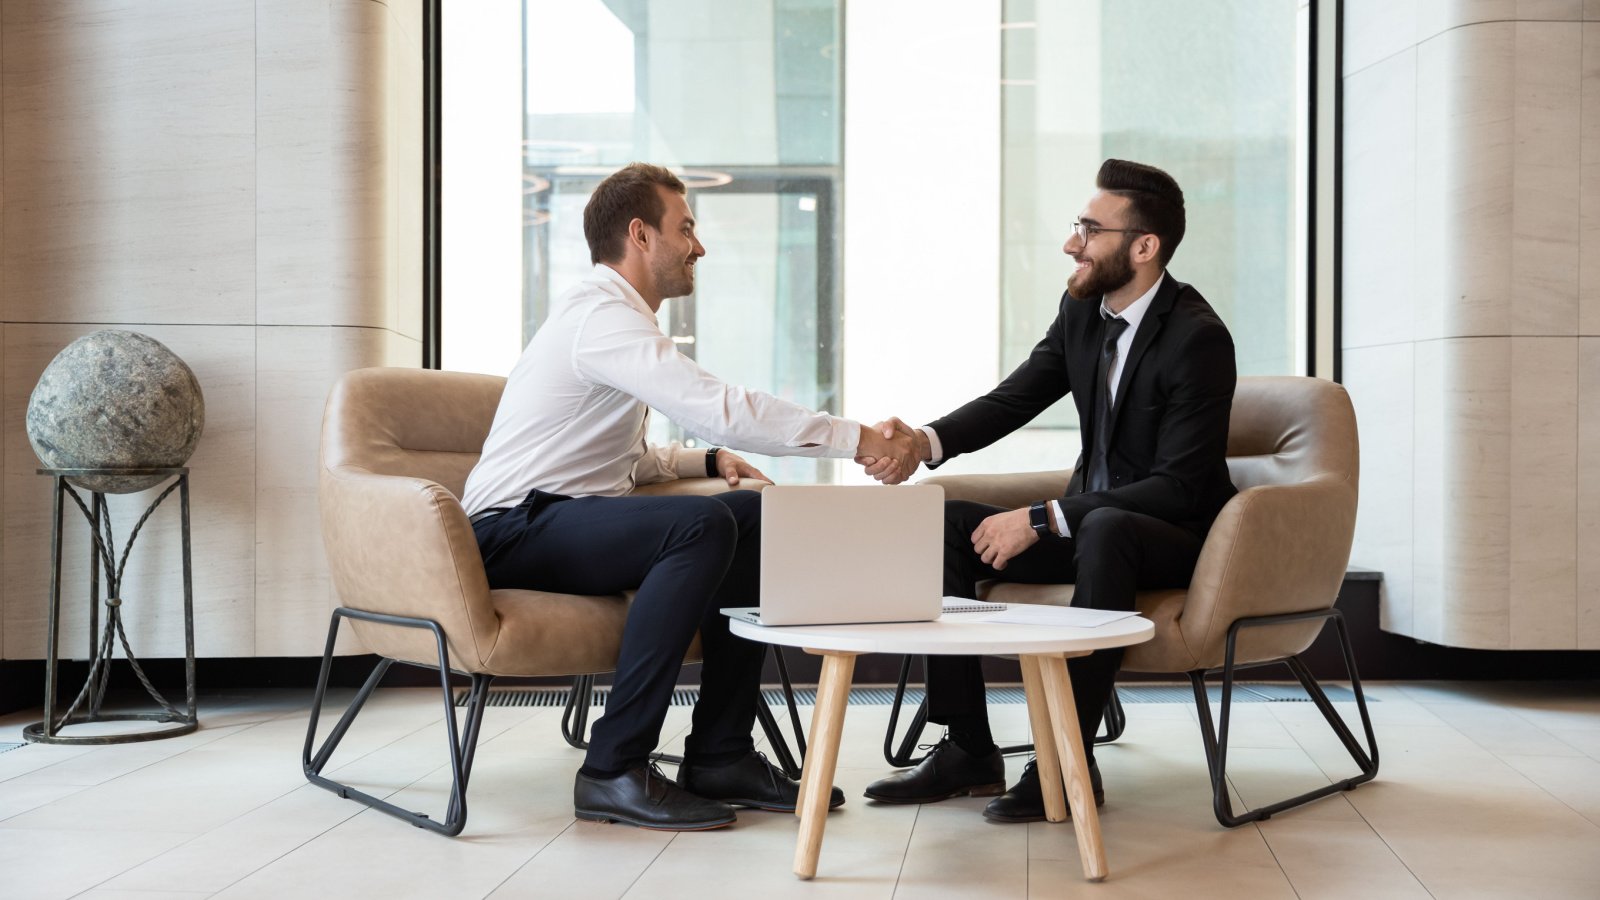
[928,501,1204,763]
[473,488,765,774]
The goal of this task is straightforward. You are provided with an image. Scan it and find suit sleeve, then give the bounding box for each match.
[1056,317,1235,532]
[924,297,1072,465]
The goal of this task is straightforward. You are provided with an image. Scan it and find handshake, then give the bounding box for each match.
[854,418,931,485]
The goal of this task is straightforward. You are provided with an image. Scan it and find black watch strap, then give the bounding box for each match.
[1029,501,1051,534]
[705,447,721,477]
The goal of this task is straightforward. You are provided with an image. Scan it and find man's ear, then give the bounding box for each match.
[1132,233,1160,266]
[627,217,650,252]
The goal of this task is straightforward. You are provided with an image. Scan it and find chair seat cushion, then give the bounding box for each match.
[480,588,703,677]
[978,582,1199,672]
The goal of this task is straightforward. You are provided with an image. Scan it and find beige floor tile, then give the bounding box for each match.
[0,827,197,900]
[1223,747,1364,823]
[1421,872,1600,900]
[1027,855,1296,899]
[76,892,211,900]
[487,820,671,899]
[1546,726,1600,759]
[624,840,901,899]
[1499,752,1600,825]
[894,800,1030,898]
[100,784,366,894]
[1427,702,1591,758]
[0,780,87,821]
[1256,817,1430,900]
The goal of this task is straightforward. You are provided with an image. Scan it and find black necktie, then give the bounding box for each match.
[1086,315,1130,493]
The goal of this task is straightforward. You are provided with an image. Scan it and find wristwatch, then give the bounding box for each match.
[1028,501,1052,535]
[705,447,721,477]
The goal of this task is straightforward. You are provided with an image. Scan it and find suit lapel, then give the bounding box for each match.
[1105,274,1178,438]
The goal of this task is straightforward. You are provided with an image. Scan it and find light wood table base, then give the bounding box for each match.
[792,649,1107,882]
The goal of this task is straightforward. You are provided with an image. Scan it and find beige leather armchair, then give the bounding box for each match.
[305,367,774,835]
[916,375,1378,826]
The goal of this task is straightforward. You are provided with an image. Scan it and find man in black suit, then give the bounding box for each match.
[859,159,1237,821]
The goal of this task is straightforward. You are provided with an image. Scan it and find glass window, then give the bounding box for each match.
[441,0,1310,483]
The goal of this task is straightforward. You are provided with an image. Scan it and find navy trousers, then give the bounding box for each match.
[473,488,765,774]
[927,500,1204,762]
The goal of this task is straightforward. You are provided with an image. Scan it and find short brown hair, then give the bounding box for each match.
[1096,159,1186,266]
[583,163,687,265]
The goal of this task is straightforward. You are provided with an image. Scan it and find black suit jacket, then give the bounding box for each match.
[926,274,1237,538]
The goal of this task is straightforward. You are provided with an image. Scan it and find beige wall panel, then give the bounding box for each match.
[1415,339,1514,648]
[385,330,422,368]
[1418,0,1585,44]
[1582,25,1600,333]
[1512,23,1582,337]
[1344,343,1416,636]
[1411,340,1447,643]
[386,0,424,341]
[2,325,256,660]
[255,325,392,657]
[0,1,256,326]
[1344,0,1418,77]
[1342,51,1417,350]
[1417,24,1515,342]
[1508,338,1579,647]
[257,0,388,328]
[1578,338,1600,644]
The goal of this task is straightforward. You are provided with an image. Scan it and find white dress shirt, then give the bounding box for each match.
[921,273,1165,537]
[462,265,861,513]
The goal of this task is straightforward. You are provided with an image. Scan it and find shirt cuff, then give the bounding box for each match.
[1050,500,1071,538]
[920,426,944,464]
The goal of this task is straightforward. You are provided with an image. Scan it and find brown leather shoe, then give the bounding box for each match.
[983,758,1104,823]
[863,737,1006,804]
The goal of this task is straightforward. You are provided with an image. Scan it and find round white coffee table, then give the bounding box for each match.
[728,614,1153,881]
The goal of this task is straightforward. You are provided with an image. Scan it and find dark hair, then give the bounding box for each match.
[1096,159,1185,266]
[583,163,687,265]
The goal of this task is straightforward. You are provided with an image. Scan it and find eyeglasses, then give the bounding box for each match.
[1071,221,1148,242]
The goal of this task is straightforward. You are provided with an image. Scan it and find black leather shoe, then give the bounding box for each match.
[983,758,1104,823]
[862,737,1006,804]
[574,763,737,831]
[678,751,845,813]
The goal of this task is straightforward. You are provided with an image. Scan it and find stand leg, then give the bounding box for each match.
[794,650,855,880]
[1020,656,1066,823]
[1038,654,1108,882]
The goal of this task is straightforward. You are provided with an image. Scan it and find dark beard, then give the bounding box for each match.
[1066,238,1135,300]
[649,254,695,300]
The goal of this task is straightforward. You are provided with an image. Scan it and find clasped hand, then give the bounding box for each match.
[854,418,927,485]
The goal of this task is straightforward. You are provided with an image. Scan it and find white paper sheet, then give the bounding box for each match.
[967,605,1139,628]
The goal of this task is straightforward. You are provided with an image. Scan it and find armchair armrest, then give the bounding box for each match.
[919,469,1072,510]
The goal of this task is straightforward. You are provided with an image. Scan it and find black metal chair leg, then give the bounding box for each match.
[561,674,596,750]
[1189,608,1380,827]
[1094,688,1126,744]
[772,644,807,759]
[303,607,493,837]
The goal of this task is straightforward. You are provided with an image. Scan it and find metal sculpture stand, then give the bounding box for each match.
[23,467,197,745]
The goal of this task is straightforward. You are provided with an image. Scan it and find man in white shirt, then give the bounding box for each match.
[463,163,917,831]
[860,160,1238,824]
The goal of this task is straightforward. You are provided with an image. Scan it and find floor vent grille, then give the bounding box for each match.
[456,683,1368,708]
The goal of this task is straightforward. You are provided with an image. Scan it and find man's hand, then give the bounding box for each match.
[715,449,771,487]
[971,507,1038,571]
[855,419,925,485]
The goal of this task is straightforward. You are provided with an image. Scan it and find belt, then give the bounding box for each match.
[469,507,510,525]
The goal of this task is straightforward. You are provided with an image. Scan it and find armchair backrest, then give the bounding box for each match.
[1176,376,1361,668]
[319,368,508,671]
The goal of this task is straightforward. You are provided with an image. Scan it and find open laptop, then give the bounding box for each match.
[723,484,947,626]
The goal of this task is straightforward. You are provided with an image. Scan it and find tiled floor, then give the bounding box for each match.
[2,680,1598,899]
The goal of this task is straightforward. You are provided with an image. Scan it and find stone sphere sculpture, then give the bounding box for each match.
[26,330,206,494]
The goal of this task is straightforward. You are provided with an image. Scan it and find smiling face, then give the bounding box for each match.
[1063,190,1139,300]
[643,185,705,300]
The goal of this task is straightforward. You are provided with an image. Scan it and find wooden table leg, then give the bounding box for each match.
[1039,654,1109,881]
[794,650,856,880]
[1019,655,1067,823]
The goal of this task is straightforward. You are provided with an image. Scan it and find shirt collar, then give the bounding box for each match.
[589,263,656,317]
[1099,271,1164,332]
